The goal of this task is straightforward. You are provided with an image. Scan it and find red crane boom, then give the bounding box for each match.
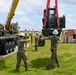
[43,0,60,28]
[55,0,60,27]
[44,0,50,28]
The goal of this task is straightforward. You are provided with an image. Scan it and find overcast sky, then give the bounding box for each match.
[0,0,76,31]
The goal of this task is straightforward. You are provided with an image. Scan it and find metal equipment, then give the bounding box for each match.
[0,0,19,55]
[42,0,65,36]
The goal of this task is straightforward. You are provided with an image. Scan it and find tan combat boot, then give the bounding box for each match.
[26,68,32,71]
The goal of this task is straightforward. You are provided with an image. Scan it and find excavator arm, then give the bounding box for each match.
[4,0,19,30]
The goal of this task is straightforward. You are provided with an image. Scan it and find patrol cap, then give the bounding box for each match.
[19,33,25,37]
[52,29,58,34]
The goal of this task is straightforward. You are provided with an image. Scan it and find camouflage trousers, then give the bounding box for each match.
[46,48,60,68]
[16,50,29,69]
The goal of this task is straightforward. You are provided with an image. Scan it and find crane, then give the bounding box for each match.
[0,0,19,55]
[4,0,19,33]
[42,0,65,36]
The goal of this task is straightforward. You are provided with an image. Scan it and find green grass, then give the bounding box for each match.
[0,40,76,75]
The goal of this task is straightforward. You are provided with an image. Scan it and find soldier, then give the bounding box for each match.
[35,32,39,51]
[43,29,60,69]
[16,33,32,72]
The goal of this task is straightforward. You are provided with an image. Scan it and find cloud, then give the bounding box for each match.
[62,13,76,29]
[66,15,74,22]
[59,0,76,5]
[0,19,2,23]
[0,0,76,31]
[18,17,30,24]
[0,0,12,13]
[16,0,46,16]
[66,14,76,27]
[15,9,25,15]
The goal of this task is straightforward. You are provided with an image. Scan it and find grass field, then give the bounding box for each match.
[0,36,76,75]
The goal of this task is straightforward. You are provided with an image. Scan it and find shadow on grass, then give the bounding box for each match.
[31,58,56,70]
[9,70,21,73]
[31,49,37,52]
[0,59,6,70]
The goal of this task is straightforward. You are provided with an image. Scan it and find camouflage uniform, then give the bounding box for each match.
[35,33,39,51]
[16,39,29,70]
[46,35,60,69]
